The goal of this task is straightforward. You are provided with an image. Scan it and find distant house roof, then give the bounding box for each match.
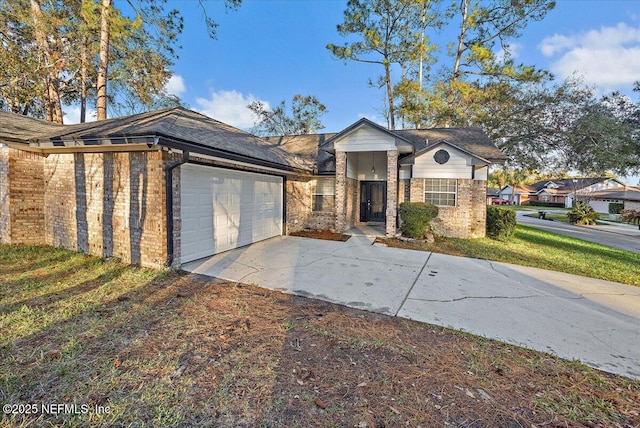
[501,184,536,194]
[589,187,640,202]
[530,178,623,194]
[487,187,500,197]
[0,108,307,172]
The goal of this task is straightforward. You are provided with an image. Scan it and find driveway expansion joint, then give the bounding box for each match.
[394,252,432,316]
[406,294,543,303]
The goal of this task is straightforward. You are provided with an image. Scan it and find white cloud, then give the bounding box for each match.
[195,90,268,129]
[63,106,96,124]
[538,23,640,88]
[165,74,186,97]
[496,43,521,62]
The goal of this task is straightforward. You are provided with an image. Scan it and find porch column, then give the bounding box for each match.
[335,150,347,233]
[386,150,398,237]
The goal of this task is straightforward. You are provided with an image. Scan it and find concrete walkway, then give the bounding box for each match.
[183,236,640,380]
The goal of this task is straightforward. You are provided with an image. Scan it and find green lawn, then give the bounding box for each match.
[383,224,640,286]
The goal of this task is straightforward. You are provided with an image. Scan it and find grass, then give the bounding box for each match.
[382,224,640,286]
[1,244,639,427]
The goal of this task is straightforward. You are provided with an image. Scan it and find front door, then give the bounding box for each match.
[360,181,387,223]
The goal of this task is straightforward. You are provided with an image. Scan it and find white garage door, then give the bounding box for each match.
[180,164,283,263]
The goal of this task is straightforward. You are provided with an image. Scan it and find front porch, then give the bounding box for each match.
[335,150,399,237]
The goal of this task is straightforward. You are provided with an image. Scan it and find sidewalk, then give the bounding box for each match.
[594,220,640,238]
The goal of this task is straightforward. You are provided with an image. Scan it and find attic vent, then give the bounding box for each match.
[434,149,450,165]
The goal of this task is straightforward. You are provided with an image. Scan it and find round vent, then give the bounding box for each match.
[433,149,450,164]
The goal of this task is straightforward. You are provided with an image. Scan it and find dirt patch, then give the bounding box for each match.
[1,246,639,427]
[290,229,351,241]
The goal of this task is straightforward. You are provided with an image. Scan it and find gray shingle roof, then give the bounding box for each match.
[264,125,505,173]
[396,127,506,163]
[1,109,506,174]
[0,111,64,142]
[0,108,306,171]
[264,134,336,174]
[530,178,623,194]
[589,187,640,201]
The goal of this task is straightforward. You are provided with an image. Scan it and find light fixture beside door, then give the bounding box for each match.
[371,152,375,174]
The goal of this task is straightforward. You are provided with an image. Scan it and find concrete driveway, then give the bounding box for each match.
[183,235,640,380]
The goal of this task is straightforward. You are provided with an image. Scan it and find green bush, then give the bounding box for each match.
[529,201,565,208]
[486,206,516,241]
[567,202,598,225]
[621,210,640,229]
[398,202,438,239]
[608,203,624,214]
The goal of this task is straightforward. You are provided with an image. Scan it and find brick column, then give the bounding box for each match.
[385,150,398,237]
[335,151,347,232]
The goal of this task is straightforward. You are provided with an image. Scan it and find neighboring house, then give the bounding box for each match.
[587,187,640,213]
[498,184,535,205]
[500,177,627,209]
[0,108,505,269]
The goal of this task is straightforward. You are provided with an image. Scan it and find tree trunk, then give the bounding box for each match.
[97,0,111,121]
[452,0,468,84]
[446,0,469,128]
[80,38,88,123]
[385,61,395,130]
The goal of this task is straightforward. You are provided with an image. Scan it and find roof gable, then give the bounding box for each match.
[321,118,414,154]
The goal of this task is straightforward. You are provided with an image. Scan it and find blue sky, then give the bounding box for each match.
[65,0,640,182]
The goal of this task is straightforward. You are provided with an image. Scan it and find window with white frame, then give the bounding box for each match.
[312,178,335,212]
[424,178,457,206]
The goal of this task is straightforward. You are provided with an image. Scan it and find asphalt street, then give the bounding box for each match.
[516,210,640,253]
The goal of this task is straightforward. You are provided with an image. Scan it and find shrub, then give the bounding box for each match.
[608,203,624,214]
[567,202,598,225]
[486,206,516,241]
[529,201,565,208]
[621,210,640,229]
[398,202,438,239]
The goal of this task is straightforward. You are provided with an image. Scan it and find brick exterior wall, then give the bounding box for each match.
[286,175,343,233]
[408,178,486,238]
[43,151,168,268]
[345,177,358,229]
[0,148,45,245]
[409,178,425,203]
[398,179,410,203]
[0,147,10,243]
[286,178,313,233]
[385,150,398,236]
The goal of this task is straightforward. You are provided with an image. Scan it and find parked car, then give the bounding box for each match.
[491,198,512,205]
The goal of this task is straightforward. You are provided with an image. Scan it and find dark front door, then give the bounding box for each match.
[360,181,387,223]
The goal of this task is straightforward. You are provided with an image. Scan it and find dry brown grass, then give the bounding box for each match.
[1,245,639,427]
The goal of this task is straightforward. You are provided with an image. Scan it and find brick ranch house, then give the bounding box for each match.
[0,107,505,269]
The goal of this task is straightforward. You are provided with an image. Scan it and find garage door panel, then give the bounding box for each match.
[180,164,283,263]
